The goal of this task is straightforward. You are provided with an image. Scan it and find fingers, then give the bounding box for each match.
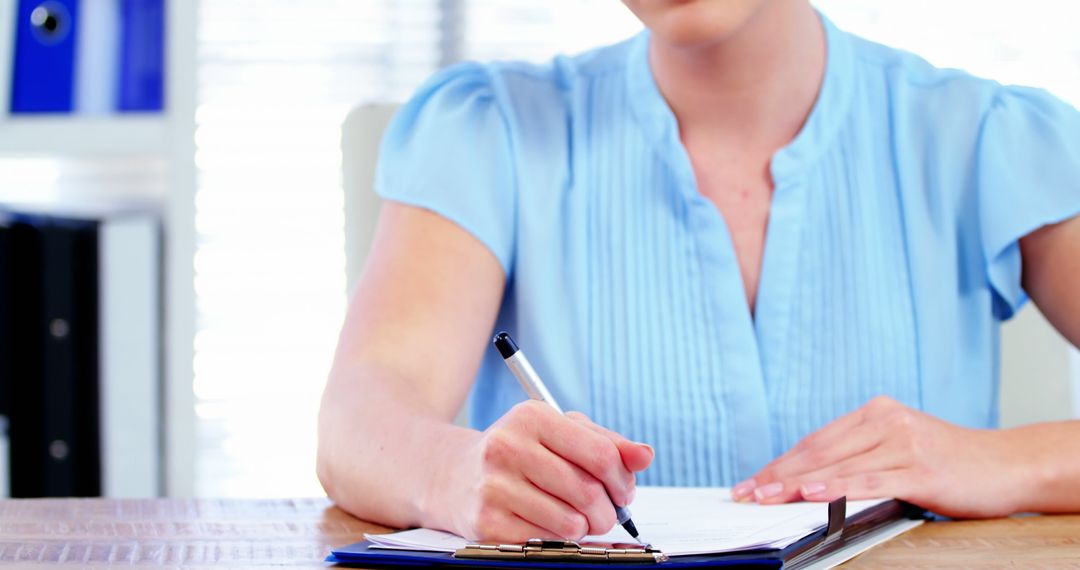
[477,402,648,543]
[734,397,902,502]
[773,405,870,465]
[508,479,592,540]
[469,506,569,543]
[471,463,576,542]
[528,406,635,506]
[760,422,881,482]
[798,470,907,503]
[566,411,655,472]
[746,426,885,504]
[522,444,618,535]
[751,445,900,505]
[737,397,927,506]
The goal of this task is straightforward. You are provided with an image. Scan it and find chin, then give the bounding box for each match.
[623,0,771,48]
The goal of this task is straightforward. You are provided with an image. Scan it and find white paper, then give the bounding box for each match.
[364,486,890,557]
[365,527,469,552]
[588,487,887,555]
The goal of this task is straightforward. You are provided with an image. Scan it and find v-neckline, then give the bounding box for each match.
[624,12,857,470]
[625,11,856,333]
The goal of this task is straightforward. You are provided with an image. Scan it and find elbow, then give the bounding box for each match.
[316,372,343,503]
[316,447,338,503]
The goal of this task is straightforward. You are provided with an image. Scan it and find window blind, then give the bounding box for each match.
[192,0,638,497]
[815,0,1080,105]
[193,0,444,497]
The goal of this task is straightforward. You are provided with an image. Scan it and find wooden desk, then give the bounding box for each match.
[1,498,1078,568]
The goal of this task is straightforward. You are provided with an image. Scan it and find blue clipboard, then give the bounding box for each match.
[327,540,784,569]
[327,498,920,568]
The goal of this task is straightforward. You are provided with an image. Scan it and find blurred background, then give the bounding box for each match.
[0,0,1077,500]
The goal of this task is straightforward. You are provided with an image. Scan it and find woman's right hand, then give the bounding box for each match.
[321,204,653,539]
[430,400,654,543]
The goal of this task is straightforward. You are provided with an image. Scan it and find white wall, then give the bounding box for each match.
[1000,305,1078,427]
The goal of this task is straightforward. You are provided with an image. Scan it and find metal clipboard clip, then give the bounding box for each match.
[455,538,669,564]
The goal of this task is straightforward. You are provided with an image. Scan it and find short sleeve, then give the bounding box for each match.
[374,63,516,275]
[976,86,1080,320]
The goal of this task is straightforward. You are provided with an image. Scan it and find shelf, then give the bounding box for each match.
[0,115,170,157]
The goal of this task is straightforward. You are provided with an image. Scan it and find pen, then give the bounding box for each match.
[493,331,641,542]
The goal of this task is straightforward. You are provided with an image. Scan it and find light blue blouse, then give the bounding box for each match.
[374,15,1080,486]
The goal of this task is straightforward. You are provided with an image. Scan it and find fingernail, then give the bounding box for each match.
[637,443,654,459]
[731,479,757,501]
[628,486,636,504]
[754,482,784,501]
[800,481,827,497]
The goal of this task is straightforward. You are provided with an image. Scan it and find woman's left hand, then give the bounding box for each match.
[732,396,1032,518]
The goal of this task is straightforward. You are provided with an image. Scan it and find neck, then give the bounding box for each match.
[649,0,826,150]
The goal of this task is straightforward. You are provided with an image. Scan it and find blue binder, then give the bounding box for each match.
[10,0,80,112]
[9,0,164,114]
[116,0,164,112]
[327,499,923,569]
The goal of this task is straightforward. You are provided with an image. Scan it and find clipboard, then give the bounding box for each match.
[327,498,923,568]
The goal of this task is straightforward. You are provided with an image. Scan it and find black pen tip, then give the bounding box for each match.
[621,519,639,539]
[493,331,518,359]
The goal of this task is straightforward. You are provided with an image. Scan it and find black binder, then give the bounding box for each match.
[0,213,102,497]
[0,221,10,421]
[1,205,163,498]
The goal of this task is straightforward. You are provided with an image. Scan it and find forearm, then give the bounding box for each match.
[317,360,480,529]
[1001,420,1080,513]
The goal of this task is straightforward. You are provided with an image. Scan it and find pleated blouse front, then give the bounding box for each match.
[373,16,1080,485]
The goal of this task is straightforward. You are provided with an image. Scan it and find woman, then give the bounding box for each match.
[317,0,1080,542]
